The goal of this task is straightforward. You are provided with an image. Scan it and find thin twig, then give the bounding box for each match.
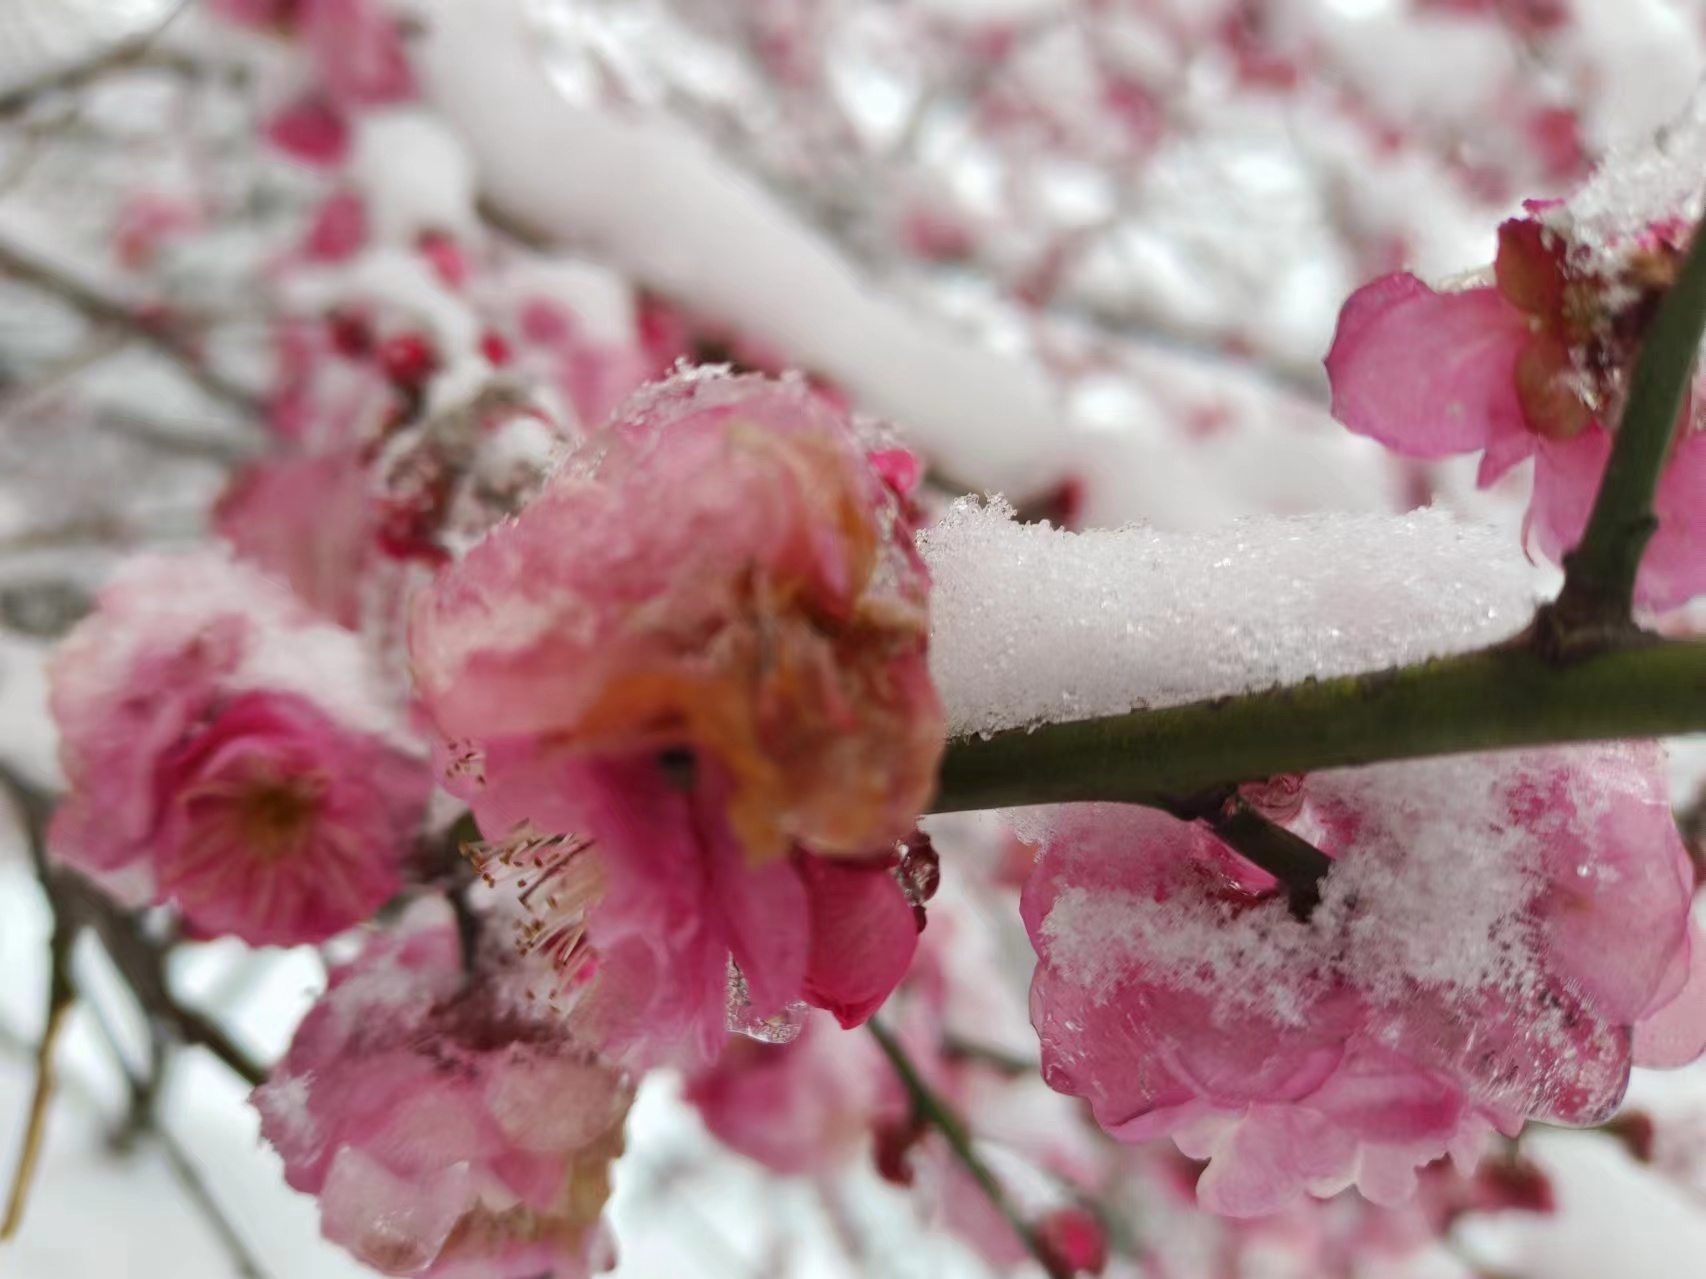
[1201,795,1333,919]
[0,237,263,416]
[152,1123,270,1279]
[0,1,194,117]
[867,1019,1067,1279]
[1548,204,1706,638]
[69,893,269,1089]
[1,912,75,1241]
[77,1004,271,1279]
[0,763,270,1089]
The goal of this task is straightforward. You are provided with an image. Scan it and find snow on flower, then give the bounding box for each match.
[1326,184,1706,609]
[47,550,429,945]
[253,900,631,1277]
[411,371,943,1064]
[1021,746,1706,1216]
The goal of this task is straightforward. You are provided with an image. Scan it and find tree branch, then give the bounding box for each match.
[1199,795,1332,919]
[0,904,74,1242]
[0,1,193,118]
[867,1020,1068,1279]
[1548,206,1706,636]
[931,635,1706,814]
[0,764,270,1090]
[0,237,263,417]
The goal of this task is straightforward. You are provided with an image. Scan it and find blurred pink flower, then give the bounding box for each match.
[214,450,378,628]
[1022,746,1706,1215]
[48,551,428,945]
[685,1011,901,1176]
[254,902,630,1276]
[214,0,414,107]
[1326,210,1706,609]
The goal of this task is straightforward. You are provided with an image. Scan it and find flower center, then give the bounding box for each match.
[236,780,320,863]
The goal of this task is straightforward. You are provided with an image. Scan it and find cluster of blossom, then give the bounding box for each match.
[1327,172,1706,606]
[22,1,1706,1276]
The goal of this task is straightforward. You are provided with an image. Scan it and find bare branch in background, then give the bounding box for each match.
[0,0,194,119]
[0,237,264,417]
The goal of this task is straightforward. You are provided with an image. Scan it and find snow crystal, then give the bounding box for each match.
[1543,88,1706,274]
[922,498,1539,738]
[1035,746,1651,1049]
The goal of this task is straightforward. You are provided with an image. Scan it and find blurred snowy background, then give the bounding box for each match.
[4,0,1706,1275]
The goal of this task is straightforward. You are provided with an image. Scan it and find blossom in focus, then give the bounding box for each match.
[465,809,926,1067]
[48,551,429,945]
[1022,747,1706,1216]
[1325,208,1706,609]
[253,901,631,1277]
[413,372,943,1063]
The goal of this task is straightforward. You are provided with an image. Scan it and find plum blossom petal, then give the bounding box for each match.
[1325,273,1531,461]
[214,450,378,627]
[798,853,921,1029]
[685,1012,898,1176]
[1634,922,1706,1069]
[410,370,943,863]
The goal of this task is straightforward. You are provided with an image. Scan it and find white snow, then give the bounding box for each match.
[922,498,1539,737]
[408,0,1074,497]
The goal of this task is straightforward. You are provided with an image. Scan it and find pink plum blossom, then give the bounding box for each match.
[48,551,429,945]
[685,1011,902,1176]
[1022,746,1706,1216]
[1326,209,1706,609]
[254,901,631,1276]
[412,372,943,1064]
[214,450,379,628]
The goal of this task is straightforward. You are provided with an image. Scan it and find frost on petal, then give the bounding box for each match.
[1023,746,1700,1215]
[47,551,428,946]
[253,901,631,1277]
[1325,273,1532,461]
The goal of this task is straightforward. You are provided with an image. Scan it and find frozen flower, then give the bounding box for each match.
[254,901,630,1276]
[412,372,942,1063]
[48,551,428,945]
[1325,208,1706,609]
[467,805,925,1068]
[1022,746,1706,1216]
